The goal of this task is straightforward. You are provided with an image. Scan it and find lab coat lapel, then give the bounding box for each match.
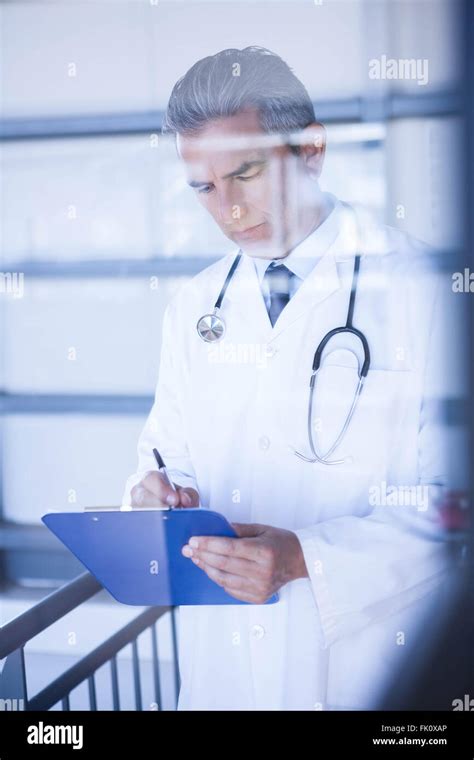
[217,251,274,342]
[267,199,363,338]
[268,247,341,339]
[208,238,345,343]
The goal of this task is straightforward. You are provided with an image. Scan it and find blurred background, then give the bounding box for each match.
[0,0,471,711]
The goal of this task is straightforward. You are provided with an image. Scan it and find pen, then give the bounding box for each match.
[152,448,178,506]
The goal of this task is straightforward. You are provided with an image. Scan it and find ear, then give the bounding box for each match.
[298,122,327,179]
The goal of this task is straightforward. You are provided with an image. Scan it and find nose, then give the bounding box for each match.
[216,187,245,226]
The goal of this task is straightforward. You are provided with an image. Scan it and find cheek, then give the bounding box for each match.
[197,193,219,220]
[245,176,275,217]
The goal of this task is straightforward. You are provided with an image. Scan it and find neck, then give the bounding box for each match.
[297,194,332,248]
[246,188,334,261]
[277,192,331,259]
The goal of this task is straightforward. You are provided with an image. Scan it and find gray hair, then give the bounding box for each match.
[162,46,315,141]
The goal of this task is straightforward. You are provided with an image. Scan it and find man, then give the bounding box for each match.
[122,47,451,710]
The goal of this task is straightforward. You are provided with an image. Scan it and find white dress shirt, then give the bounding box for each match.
[252,192,342,311]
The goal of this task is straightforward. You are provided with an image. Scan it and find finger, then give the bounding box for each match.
[195,559,255,595]
[230,522,266,538]
[141,471,164,497]
[141,471,178,505]
[130,484,165,508]
[195,561,265,604]
[190,548,266,579]
[188,535,259,561]
[221,587,267,605]
[177,487,200,508]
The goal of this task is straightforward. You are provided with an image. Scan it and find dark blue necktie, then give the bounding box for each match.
[263,261,294,327]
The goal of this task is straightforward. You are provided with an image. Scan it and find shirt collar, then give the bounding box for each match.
[252,193,343,285]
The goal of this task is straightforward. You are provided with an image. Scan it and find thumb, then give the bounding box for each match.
[230,522,265,538]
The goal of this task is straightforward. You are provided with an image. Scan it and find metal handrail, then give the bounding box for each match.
[0,572,102,659]
[27,607,171,711]
[0,572,180,710]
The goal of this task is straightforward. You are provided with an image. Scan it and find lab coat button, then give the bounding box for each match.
[265,344,277,358]
[258,435,270,450]
[250,624,265,639]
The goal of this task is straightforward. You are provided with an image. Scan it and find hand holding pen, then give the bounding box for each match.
[129,448,200,509]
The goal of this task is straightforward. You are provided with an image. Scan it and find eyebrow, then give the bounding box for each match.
[187,159,266,188]
[222,159,266,179]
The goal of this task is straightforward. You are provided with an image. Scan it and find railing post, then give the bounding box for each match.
[0,647,28,711]
[170,608,180,707]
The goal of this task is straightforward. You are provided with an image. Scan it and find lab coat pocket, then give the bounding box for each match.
[310,359,361,460]
[351,366,419,470]
[311,361,417,472]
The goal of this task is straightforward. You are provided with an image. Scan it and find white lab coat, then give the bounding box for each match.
[123,201,453,710]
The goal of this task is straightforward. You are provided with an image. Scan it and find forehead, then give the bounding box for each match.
[177,109,279,170]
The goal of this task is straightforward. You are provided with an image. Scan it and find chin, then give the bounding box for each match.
[240,239,286,259]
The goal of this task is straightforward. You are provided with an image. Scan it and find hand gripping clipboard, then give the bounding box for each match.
[42,508,279,606]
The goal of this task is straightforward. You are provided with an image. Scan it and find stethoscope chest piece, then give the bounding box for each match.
[196,253,242,343]
[196,309,226,342]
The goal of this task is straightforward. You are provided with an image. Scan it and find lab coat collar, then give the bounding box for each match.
[252,192,341,285]
[217,198,359,342]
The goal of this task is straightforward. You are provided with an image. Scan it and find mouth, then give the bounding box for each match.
[232,223,268,242]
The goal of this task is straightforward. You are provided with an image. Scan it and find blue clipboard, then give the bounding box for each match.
[42,508,279,606]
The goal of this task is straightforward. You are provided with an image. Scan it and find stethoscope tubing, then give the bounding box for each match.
[196,249,370,464]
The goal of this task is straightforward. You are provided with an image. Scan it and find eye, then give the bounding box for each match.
[197,185,213,195]
[236,173,259,182]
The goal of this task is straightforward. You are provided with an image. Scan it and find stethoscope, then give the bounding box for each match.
[196,251,370,465]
